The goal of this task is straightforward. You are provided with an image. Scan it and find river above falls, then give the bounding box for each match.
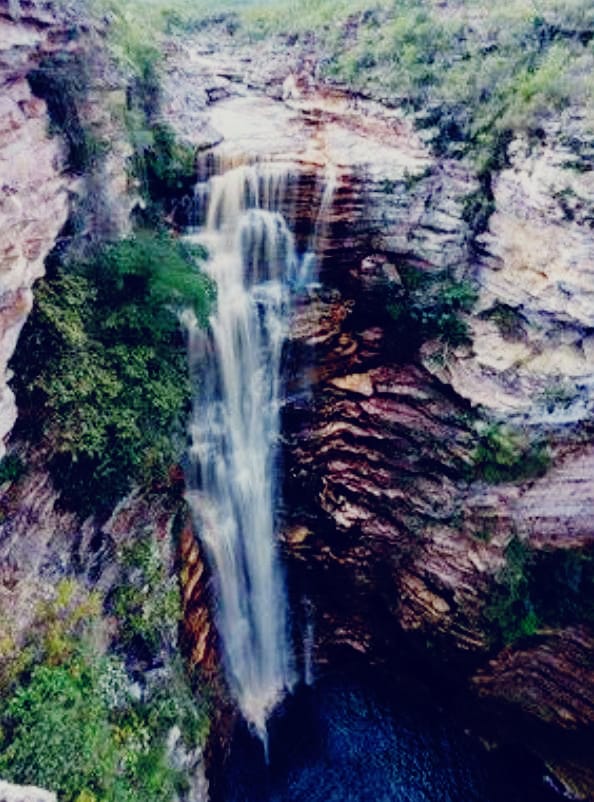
[218,673,563,802]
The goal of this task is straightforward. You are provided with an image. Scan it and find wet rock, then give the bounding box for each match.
[178,520,217,673]
[473,626,594,730]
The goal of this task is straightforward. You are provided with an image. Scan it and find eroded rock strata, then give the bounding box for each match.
[160,28,594,793]
[0,8,593,799]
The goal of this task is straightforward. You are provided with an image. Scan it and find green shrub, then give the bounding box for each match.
[28,54,109,175]
[482,304,526,341]
[132,123,198,221]
[471,423,551,484]
[386,266,477,349]
[0,653,185,802]
[0,573,208,801]
[485,538,594,646]
[143,657,210,747]
[11,231,214,516]
[0,455,24,485]
[112,539,181,656]
[538,381,579,413]
[0,659,118,800]
[484,536,540,646]
[462,188,496,236]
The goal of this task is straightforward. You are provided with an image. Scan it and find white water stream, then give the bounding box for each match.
[184,161,306,742]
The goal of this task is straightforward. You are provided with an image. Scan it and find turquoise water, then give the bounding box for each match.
[220,674,562,802]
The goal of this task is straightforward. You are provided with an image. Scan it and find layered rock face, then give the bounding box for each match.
[0,455,194,666]
[0,10,592,796]
[434,127,594,422]
[162,26,594,793]
[0,0,76,457]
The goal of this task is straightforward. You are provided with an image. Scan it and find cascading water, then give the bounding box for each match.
[184,161,304,742]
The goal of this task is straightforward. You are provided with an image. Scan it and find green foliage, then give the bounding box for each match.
[12,231,213,516]
[130,123,198,222]
[387,265,477,349]
[112,539,181,656]
[471,423,551,484]
[146,124,197,193]
[236,0,594,171]
[114,23,198,224]
[483,303,526,341]
[0,572,209,802]
[462,187,496,236]
[28,54,109,175]
[484,536,540,646]
[0,454,24,485]
[0,659,118,800]
[0,579,103,694]
[538,380,579,413]
[143,658,210,747]
[485,538,594,646]
[0,653,185,802]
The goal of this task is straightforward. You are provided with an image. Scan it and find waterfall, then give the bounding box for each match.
[184,162,301,741]
[302,597,315,687]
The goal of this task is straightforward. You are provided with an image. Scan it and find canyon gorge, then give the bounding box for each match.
[0,1,593,801]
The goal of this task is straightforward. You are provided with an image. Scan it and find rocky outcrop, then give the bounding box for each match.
[160,29,594,766]
[0,1,76,456]
[473,626,594,729]
[430,127,594,424]
[0,454,214,673]
[0,781,55,802]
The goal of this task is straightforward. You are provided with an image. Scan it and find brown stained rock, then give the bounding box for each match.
[545,760,594,802]
[178,521,217,675]
[473,627,594,730]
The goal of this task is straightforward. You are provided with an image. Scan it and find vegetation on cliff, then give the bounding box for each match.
[0,26,214,801]
[11,34,214,517]
[12,232,213,517]
[0,576,208,802]
[485,537,594,646]
[386,265,477,348]
[470,423,551,484]
[102,0,594,171]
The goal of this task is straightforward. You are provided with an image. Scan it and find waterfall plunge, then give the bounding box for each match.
[184,162,305,741]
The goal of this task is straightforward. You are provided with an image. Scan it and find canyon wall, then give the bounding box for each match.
[163,26,594,796]
[0,0,74,457]
[0,7,592,797]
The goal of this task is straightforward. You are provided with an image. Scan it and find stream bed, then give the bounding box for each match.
[220,673,562,802]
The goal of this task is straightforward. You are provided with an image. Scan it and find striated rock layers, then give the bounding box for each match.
[0,10,592,795]
[161,28,594,792]
[0,0,76,457]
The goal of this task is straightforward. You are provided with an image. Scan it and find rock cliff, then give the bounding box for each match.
[0,0,75,457]
[1,7,593,798]
[161,25,594,795]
